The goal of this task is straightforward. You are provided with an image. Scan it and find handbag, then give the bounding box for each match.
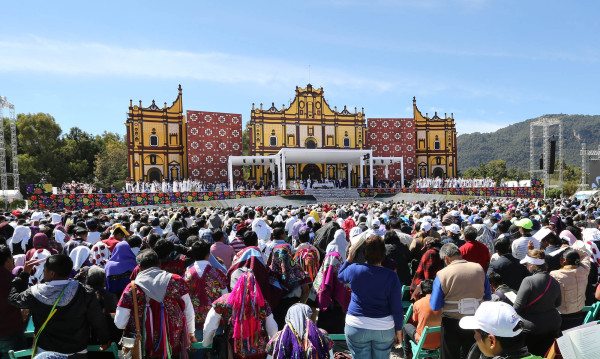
[122,280,143,359]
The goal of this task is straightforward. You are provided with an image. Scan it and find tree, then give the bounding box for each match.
[485,159,508,183]
[94,137,127,191]
[15,113,63,189]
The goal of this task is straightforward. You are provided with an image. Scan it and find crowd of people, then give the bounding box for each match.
[413,177,498,188]
[60,182,98,194]
[1,196,600,358]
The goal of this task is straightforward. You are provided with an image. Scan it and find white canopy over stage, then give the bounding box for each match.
[227,148,404,190]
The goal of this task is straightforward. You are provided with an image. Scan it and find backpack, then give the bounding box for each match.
[294,247,319,282]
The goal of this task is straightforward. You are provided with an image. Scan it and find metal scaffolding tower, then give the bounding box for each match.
[529,117,563,197]
[579,143,600,190]
[0,96,20,194]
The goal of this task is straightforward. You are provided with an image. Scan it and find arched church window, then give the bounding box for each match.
[270,129,277,147]
[434,135,441,150]
[343,137,350,147]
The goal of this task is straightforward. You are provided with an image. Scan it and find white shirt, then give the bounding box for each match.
[511,236,540,260]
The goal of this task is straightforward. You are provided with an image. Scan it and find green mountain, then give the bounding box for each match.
[457,114,600,172]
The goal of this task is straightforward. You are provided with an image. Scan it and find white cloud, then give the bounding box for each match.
[0,36,394,91]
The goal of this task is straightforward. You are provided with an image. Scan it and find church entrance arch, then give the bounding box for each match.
[302,164,321,181]
[305,137,317,149]
[432,167,444,178]
[148,168,162,182]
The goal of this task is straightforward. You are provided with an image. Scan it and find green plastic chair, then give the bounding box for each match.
[404,303,414,327]
[9,343,120,359]
[583,301,600,324]
[190,342,213,349]
[410,325,441,359]
[328,334,346,341]
[24,317,34,339]
[401,285,412,311]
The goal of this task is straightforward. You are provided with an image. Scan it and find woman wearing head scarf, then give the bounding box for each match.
[203,269,278,359]
[269,245,311,328]
[325,229,348,257]
[266,303,333,359]
[28,249,51,286]
[104,241,137,296]
[8,225,31,255]
[89,241,112,268]
[25,233,58,261]
[311,251,351,334]
[69,246,92,278]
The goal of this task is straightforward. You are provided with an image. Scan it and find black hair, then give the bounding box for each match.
[390,219,402,229]
[562,248,581,266]
[186,235,200,247]
[464,225,478,241]
[177,228,190,243]
[243,231,258,247]
[476,325,526,353]
[191,241,211,261]
[153,239,174,260]
[298,229,310,244]
[493,236,510,255]
[147,233,161,248]
[211,229,224,243]
[136,249,159,269]
[497,219,511,233]
[171,221,183,234]
[45,254,73,277]
[272,227,285,240]
[0,244,11,267]
[127,235,142,248]
[421,279,434,295]
[487,271,503,288]
[139,226,152,238]
[197,219,207,228]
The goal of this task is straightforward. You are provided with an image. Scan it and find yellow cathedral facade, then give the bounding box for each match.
[125,85,187,182]
[248,84,368,185]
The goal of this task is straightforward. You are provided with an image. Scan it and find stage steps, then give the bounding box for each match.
[304,188,377,204]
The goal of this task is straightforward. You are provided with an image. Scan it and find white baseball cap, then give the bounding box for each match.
[459,302,523,338]
[446,223,460,234]
[421,222,432,232]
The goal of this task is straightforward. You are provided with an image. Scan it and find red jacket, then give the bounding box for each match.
[460,240,491,272]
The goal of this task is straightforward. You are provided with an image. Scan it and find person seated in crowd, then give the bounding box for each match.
[488,271,518,305]
[430,243,492,359]
[203,268,278,359]
[268,245,310,328]
[102,224,129,253]
[294,228,320,282]
[487,236,530,291]
[513,249,561,356]
[184,240,227,358]
[104,241,137,297]
[460,302,544,359]
[9,254,110,357]
[266,303,334,359]
[441,223,465,247]
[460,225,491,271]
[550,245,590,331]
[0,245,25,357]
[338,235,404,359]
[85,266,121,345]
[410,237,443,298]
[383,230,411,287]
[114,249,195,358]
[403,279,441,359]
[511,219,539,260]
[210,229,235,269]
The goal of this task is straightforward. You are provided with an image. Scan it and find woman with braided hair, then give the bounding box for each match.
[203,268,278,359]
[266,303,333,359]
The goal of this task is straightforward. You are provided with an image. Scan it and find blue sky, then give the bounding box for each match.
[1,0,598,137]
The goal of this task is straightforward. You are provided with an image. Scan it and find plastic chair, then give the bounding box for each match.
[583,302,600,324]
[9,343,120,359]
[410,325,441,359]
[404,303,414,327]
[328,334,346,341]
[190,342,213,349]
[24,317,34,338]
[8,348,32,359]
[401,285,412,311]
